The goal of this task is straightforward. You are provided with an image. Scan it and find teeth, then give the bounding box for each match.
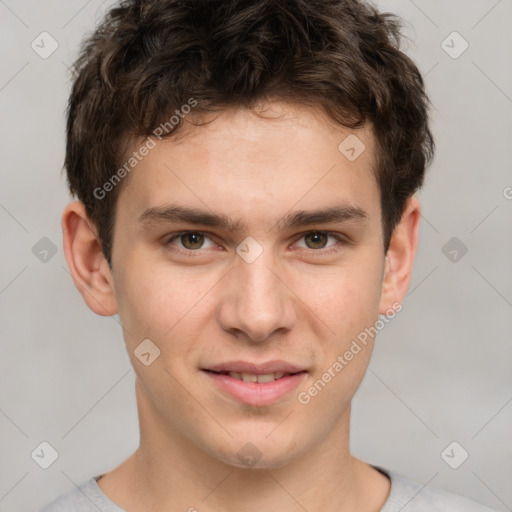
[257,373,276,383]
[226,371,290,383]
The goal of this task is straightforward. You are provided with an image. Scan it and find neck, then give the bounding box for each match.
[98,379,390,512]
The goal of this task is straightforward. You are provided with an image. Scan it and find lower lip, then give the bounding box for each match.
[202,370,307,406]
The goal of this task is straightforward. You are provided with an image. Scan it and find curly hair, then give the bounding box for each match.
[65,0,435,265]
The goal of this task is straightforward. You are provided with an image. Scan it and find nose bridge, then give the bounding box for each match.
[219,240,295,342]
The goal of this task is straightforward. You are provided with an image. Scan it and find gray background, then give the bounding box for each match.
[1,1,511,511]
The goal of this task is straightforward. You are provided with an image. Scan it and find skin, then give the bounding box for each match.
[62,101,420,512]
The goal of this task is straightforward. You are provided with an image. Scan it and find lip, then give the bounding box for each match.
[204,360,305,375]
[202,370,307,407]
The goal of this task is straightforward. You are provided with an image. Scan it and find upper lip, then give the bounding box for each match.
[203,360,306,375]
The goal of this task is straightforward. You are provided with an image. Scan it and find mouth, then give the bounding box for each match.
[201,361,308,406]
[203,369,305,383]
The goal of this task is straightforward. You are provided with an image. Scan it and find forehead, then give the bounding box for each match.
[115,101,380,228]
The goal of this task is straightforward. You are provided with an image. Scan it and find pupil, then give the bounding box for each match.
[307,232,327,249]
[183,233,203,249]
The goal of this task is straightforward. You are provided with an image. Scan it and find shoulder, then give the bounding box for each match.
[376,466,499,512]
[37,476,124,512]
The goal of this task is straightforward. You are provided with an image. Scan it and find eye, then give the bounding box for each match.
[294,231,345,254]
[166,231,216,251]
[163,230,346,257]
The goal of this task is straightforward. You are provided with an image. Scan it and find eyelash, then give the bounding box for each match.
[163,231,348,257]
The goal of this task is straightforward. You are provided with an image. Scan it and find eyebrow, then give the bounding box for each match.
[138,202,368,232]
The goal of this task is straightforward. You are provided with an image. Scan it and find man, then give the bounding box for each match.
[39,0,497,510]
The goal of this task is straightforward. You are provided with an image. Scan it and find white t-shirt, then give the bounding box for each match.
[38,465,498,511]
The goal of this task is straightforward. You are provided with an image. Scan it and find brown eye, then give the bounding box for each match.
[304,232,328,249]
[165,231,216,252]
[180,232,205,250]
[294,231,345,255]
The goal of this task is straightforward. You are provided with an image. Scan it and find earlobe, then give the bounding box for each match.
[62,201,118,316]
[379,196,421,315]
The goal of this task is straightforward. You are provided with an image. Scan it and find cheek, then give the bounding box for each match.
[113,259,181,343]
[292,259,383,342]
[296,271,381,416]
[114,255,219,356]
[304,261,383,403]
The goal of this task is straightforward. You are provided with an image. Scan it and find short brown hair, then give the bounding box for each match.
[65,0,435,265]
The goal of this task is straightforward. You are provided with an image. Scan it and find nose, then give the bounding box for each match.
[217,246,297,343]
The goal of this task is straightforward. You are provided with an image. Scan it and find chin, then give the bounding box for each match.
[206,433,304,471]
[223,450,297,471]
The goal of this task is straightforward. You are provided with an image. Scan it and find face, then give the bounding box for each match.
[65,101,416,470]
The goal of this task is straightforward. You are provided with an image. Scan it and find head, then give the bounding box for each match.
[62,0,434,469]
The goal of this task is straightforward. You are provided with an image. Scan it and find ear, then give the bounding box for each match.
[62,201,118,316]
[379,196,421,314]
